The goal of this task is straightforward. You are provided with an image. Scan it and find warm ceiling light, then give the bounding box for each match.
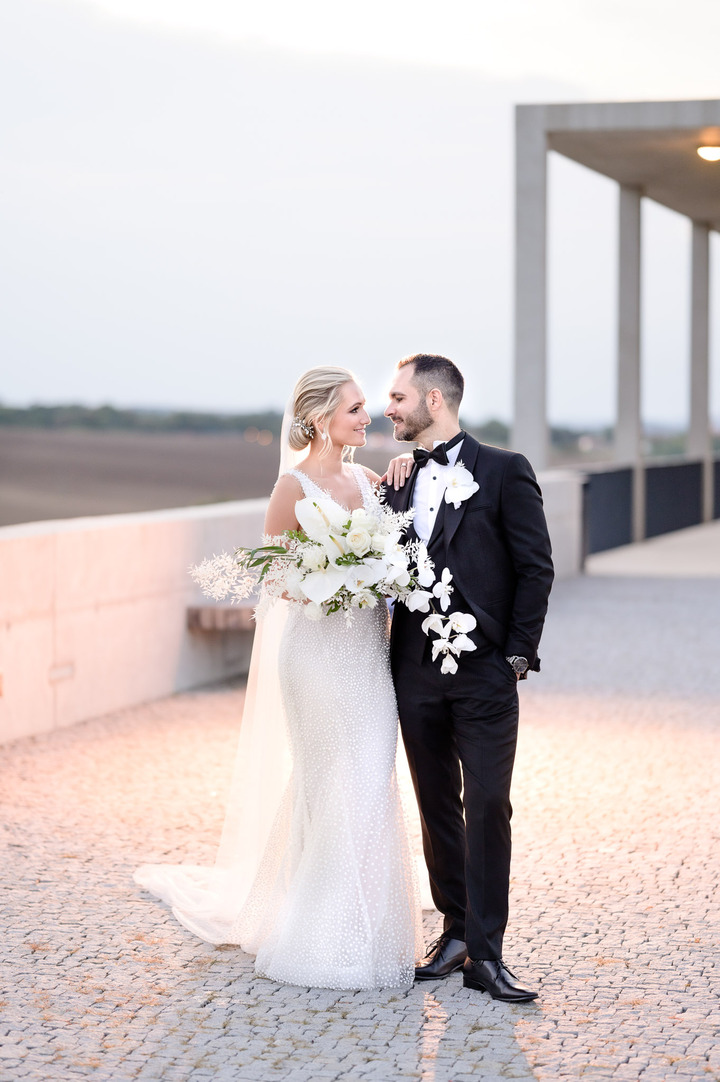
[697,146,720,161]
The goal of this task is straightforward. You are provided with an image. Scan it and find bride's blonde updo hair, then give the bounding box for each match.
[288,366,356,453]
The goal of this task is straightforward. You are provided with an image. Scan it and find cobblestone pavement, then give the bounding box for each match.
[2,531,720,1081]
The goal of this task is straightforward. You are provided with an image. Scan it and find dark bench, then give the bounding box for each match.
[186,602,256,632]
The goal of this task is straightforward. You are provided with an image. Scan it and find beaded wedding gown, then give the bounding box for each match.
[135,464,423,989]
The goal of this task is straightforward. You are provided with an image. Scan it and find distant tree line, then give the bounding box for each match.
[0,403,286,435]
[0,402,509,441]
[3,403,713,454]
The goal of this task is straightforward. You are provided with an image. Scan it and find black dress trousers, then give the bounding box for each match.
[392,602,519,961]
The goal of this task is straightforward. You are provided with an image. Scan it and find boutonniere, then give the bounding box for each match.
[444,462,479,509]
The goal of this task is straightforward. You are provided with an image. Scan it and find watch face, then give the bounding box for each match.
[513,657,529,674]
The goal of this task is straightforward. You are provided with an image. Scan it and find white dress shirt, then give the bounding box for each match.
[411,438,464,542]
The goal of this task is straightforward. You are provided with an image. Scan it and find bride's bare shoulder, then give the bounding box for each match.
[274,471,305,495]
[265,473,305,534]
[356,463,382,485]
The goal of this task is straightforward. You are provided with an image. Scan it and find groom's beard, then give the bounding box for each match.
[392,400,433,442]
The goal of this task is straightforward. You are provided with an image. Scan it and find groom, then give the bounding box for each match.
[384,354,554,1002]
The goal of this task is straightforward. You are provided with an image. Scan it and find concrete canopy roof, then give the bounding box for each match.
[518,100,720,231]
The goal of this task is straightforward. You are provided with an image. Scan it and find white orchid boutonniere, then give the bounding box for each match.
[444,461,479,509]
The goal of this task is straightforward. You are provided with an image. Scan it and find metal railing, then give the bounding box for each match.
[582,456,719,556]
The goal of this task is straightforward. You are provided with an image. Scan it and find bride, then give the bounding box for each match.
[135,366,423,990]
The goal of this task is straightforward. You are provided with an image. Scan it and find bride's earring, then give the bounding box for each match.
[319,428,328,442]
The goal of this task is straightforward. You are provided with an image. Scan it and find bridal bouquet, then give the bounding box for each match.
[191,496,477,674]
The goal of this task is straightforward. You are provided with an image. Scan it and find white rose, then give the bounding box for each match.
[350,507,375,531]
[346,526,373,557]
[303,601,324,621]
[301,545,327,572]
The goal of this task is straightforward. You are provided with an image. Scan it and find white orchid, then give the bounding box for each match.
[421,606,477,673]
[344,562,384,594]
[381,532,412,588]
[432,568,454,611]
[431,635,454,662]
[444,463,479,509]
[447,611,477,635]
[350,589,378,609]
[440,653,459,675]
[406,589,433,613]
[421,612,447,637]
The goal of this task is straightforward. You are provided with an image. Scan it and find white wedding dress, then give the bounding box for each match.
[135,464,423,989]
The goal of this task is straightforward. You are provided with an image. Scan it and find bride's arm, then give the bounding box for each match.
[264,474,303,536]
[384,453,414,490]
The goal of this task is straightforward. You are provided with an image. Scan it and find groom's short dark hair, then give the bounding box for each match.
[398,354,464,410]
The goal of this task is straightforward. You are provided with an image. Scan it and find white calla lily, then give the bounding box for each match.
[299,566,347,605]
[295,497,348,541]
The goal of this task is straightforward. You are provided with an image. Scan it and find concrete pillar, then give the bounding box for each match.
[615,185,644,541]
[513,107,548,469]
[688,221,713,522]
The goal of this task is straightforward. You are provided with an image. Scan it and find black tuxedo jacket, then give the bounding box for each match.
[383,435,554,671]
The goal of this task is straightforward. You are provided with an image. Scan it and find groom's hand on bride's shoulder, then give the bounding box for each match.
[385,454,414,490]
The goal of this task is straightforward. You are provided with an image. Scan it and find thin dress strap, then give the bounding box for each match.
[285,468,323,500]
[350,464,378,511]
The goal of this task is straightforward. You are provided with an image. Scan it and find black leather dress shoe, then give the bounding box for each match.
[414,934,468,980]
[462,958,538,1001]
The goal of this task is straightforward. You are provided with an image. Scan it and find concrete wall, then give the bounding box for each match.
[538,469,585,582]
[0,472,583,744]
[0,501,267,744]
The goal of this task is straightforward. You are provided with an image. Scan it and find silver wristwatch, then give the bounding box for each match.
[505,655,529,677]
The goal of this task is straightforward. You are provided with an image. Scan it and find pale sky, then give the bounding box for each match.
[1,0,719,426]
[89,0,720,101]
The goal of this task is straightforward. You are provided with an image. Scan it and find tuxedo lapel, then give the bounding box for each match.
[396,462,421,513]
[442,435,481,552]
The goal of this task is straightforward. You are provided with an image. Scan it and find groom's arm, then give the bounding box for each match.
[499,453,554,670]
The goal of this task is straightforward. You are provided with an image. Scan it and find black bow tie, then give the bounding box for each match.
[413,431,464,468]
